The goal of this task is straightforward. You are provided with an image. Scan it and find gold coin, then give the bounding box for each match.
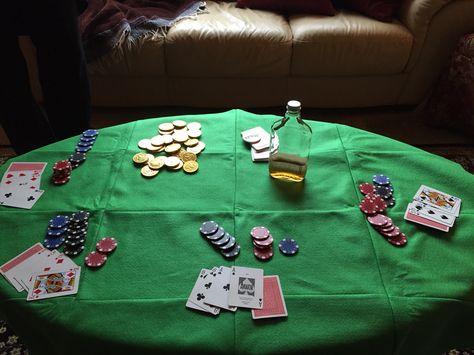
[146,143,162,152]
[172,120,187,128]
[138,139,151,149]
[146,154,155,162]
[162,135,173,144]
[148,157,165,170]
[133,152,148,164]
[157,146,166,153]
[195,141,206,151]
[177,149,187,160]
[187,129,202,139]
[171,160,184,171]
[165,143,181,154]
[184,138,199,147]
[186,146,201,154]
[150,135,165,147]
[172,131,189,143]
[181,152,197,162]
[187,122,201,131]
[165,156,181,168]
[159,130,173,135]
[141,165,159,177]
[183,160,199,174]
[158,122,174,132]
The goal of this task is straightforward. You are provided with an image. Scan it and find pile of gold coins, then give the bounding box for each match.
[132,120,205,178]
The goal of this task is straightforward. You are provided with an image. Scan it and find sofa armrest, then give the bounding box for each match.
[398,0,451,36]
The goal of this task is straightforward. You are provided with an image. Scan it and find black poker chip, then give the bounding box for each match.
[212,232,231,247]
[69,152,87,163]
[374,185,392,199]
[70,211,90,223]
[200,221,219,236]
[68,221,88,230]
[66,232,87,240]
[75,145,91,153]
[206,227,225,242]
[43,236,66,249]
[65,238,85,247]
[219,236,236,251]
[46,227,67,237]
[67,228,87,236]
[221,243,240,259]
[279,238,299,256]
[64,244,85,257]
[385,196,396,207]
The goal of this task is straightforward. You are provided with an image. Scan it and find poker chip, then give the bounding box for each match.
[250,226,270,240]
[372,174,390,186]
[372,195,387,213]
[253,246,273,260]
[205,227,225,241]
[380,226,401,238]
[219,236,236,251]
[68,221,89,229]
[49,215,70,229]
[96,237,117,253]
[82,129,99,138]
[77,141,94,148]
[67,228,87,236]
[69,152,87,163]
[367,214,389,226]
[71,211,90,223]
[200,221,219,236]
[85,251,107,268]
[253,234,274,247]
[75,146,91,153]
[359,198,378,215]
[212,232,231,247]
[359,183,375,195]
[279,238,299,255]
[387,233,407,247]
[65,238,85,247]
[80,136,96,143]
[380,224,395,233]
[47,227,67,237]
[43,236,66,249]
[374,185,392,199]
[64,245,85,256]
[385,196,396,207]
[221,243,240,259]
[53,160,71,171]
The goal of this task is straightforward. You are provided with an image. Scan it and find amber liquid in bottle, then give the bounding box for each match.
[269,100,312,182]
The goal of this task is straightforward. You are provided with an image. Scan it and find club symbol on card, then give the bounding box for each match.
[205,282,212,289]
[196,293,205,301]
[27,196,35,201]
[4,193,12,198]
[211,271,217,277]
[223,284,230,291]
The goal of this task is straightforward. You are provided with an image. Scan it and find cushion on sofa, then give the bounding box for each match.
[236,0,336,15]
[341,0,401,21]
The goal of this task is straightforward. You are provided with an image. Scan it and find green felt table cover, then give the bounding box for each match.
[0,109,473,354]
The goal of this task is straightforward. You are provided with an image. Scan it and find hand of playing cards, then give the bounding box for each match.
[186,266,287,319]
[0,243,81,301]
[0,162,47,209]
[404,185,462,232]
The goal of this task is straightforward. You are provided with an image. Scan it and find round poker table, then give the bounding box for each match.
[0,110,473,354]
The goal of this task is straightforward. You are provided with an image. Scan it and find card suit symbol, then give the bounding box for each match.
[31,177,37,181]
[19,173,26,176]
[5,181,12,184]
[30,186,36,189]
[4,193,12,198]
[44,267,51,272]
[67,272,75,277]
[211,272,217,277]
[34,289,42,295]
[205,282,212,289]
[6,174,13,178]
[223,284,230,291]
[428,210,435,215]
[196,293,205,301]
[441,215,448,220]
[27,196,35,201]
[415,205,422,210]
[56,258,64,264]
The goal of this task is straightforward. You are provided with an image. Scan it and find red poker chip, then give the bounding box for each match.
[379,224,395,233]
[253,246,273,260]
[52,176,71,185]
[96,237,117,253]
[367,214,389,226]
[84,251,107,268]
[359,198,378,215]
[372,195,387,213]
[387,233,407,247]
[253,234,273,247]
[359,183,375,195]
[53,160,72,171]
[380,226,401,238]
[250,226,270,240]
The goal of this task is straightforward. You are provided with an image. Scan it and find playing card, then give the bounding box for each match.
[0,188,44,209]
[27,267,81,301]
[0,243,46,291]
[14,249,61,291]
[186,268,221,316]
[228,266,264,309]
[252,275,288,319]
[413,185,461,217]
[1,162,47,188]
[404,207,450,232]
[409,201,456,227]
[203,266,237,312]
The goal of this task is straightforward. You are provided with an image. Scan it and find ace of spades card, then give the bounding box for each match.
[228,266,264,309]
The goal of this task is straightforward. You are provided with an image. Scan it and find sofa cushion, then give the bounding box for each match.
[236,0,336,16]
[165,1,292,77]
[341,0,401,22]
[290,10,413,76]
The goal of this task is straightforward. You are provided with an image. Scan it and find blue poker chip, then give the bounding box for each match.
[75,146,91,153]
[46,227,67,237]
[76,140,94,148]
[200,221,219,236]
[80,136,96,143]
[279,238,299,256]
[43,236,66,249]
[82,129,99,138]
[372,174,390,186]
[48,215,70,229]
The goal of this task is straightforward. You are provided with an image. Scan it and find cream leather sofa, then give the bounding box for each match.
[30,0,474,109]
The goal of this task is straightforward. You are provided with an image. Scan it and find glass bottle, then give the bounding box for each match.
[268,100,312,182]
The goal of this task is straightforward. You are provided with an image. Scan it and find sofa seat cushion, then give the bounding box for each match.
[165,1,292,77]
[290,10,413,76]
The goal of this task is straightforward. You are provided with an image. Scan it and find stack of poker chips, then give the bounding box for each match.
[84,237,118,269]
[251,226,274,260]
[358,174,407,247]
[75,129,99,154]
[200,221,240,259]
[44,215,70,250]
[63,211,90,257]
[51,160,72,185]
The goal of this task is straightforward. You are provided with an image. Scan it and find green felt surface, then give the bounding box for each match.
[0,109,473,354]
